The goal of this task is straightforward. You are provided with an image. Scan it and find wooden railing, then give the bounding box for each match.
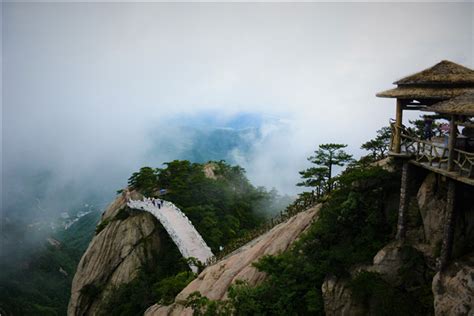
[400,134,449,167]
[453,149,474,178]
[394,131,474,180]
[389,120,399,152]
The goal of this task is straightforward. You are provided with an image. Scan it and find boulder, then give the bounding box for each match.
[322,275,365,316]
[370,242,406,285]
[371,242,430,288]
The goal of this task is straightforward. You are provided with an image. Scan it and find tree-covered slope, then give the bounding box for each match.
[0,211,101,316]
[127,160,283,252]
[75,160,287,315]
[180,163,416,315]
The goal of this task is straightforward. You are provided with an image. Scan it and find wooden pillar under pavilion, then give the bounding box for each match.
[447,115,457,172]
[439,180,457,271]
[393,99,404,154]
[396,161,410,240]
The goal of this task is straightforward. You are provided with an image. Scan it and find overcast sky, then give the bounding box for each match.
[2,2,473,214]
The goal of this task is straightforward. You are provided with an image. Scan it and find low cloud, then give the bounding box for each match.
[2,2,472,234]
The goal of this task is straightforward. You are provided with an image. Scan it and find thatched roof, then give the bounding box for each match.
[423,91,474,116]
[394,60,474,85]
[376,86,474,100]
[377,60,474,100]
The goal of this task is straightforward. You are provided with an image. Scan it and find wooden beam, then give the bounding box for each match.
[408,160,474,186]
[455,121,474,128]
[447,115,457,172]
[439,180,456,271]
[394,99,404,154]
[404,106,429,111]
[396,161,410,241]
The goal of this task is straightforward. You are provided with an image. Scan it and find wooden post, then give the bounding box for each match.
[394,99,404,154]
[447,115,457,172]
[439,180,456,271]
[396,161,409,240]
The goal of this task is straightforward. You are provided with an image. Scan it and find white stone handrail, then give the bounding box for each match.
[127,198,214,273]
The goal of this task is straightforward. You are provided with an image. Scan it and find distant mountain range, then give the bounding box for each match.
[147,111,284,165]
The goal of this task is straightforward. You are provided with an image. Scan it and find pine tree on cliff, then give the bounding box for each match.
[300,143,353,193]
[128,166,159,196]
[297,166,328,198]
[361,126,391,160]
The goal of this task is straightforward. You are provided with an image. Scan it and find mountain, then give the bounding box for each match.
[70,157,474,316]
[146,112,283,165]
[141,161,474,316]
[1,111,291,316]
[67,161,286,315]
[145,205,320,315]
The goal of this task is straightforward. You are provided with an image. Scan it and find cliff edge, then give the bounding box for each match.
[68,191,162,316]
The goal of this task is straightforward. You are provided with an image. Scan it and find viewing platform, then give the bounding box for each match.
[377,60,474,270]
[377,60,474,187]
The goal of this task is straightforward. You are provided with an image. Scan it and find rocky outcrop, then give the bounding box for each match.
[415,173,474,260]
[370,242,407,285]
[432,253,474,316]
[145,205,321,316]
[68,191,162,316]
[203,162,219,180]
[372,242,432,286]
[417,173,448,254]
[322,275,365,316]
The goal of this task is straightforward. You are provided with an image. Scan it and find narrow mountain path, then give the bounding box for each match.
[127,199,214,272]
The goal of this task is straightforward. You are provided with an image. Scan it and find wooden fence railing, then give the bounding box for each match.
[389,121,396,152]
[401,134,449,167]
[395,132,474,179]
[453,148,474,178]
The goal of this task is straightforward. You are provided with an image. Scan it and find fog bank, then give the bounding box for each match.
[2,2,473,226]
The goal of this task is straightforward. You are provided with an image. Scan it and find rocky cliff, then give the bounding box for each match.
[68,190,163,316]
[68,160,288,315]
[321,170,474,316]
[432,253,474,315]
[69,163,473,315]
[145,204,320,316]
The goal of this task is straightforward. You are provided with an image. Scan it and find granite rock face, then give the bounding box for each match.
[417,173,448,254]
[145,205,320,316]
[322,275,365,316]
[370,242,407,286]
[432,254,474,316]
[68,192,162,316]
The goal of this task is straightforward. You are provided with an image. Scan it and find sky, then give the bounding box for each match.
[2,2,473,222]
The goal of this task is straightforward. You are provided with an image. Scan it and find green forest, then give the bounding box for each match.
[0,211,101,315]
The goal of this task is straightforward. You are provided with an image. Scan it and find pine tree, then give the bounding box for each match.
[297,167,328,198]
[361,127,391,160]
[306,143,353,192]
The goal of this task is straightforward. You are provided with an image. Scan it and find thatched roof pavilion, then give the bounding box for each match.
[377,62,474,271]
[423,91,474,117]
[377,60,474,102]
[377,60,474,155]
[394,60,474,85]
